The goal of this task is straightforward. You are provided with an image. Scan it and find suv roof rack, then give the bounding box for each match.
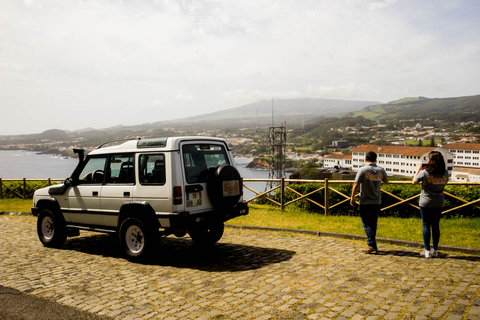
[96,137,141,149]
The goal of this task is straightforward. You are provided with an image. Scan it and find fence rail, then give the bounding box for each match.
[1,178,480,216]
[243,178,480,216]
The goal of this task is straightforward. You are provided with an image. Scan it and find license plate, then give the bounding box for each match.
[186,192,202,207]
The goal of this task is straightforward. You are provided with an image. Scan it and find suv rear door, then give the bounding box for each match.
[132,153,172,218]
[181,142,231,213]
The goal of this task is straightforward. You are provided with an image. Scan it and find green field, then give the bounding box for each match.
[3,200,478,249]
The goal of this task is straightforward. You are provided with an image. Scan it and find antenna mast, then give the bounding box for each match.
[266,120,287,192]
[271,98,274,127]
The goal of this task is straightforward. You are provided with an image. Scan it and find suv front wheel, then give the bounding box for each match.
[119,217,157,261]
[37,209,67,248]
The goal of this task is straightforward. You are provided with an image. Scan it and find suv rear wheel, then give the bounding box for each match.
[189,222,224,246]
[119,217,157,261]
[37,209,67,248]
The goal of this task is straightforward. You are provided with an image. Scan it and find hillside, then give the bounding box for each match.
[291,94,480,150]
[354,94,480,122]
[146,98,380,130]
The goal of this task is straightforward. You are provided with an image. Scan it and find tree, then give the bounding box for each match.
[430,136,435,147]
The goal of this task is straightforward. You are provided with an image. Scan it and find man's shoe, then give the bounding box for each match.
[363,246,377,253]
[430,249,438,258]
[420,249,431,258]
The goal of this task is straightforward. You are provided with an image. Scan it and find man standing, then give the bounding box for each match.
[350,151,389,253]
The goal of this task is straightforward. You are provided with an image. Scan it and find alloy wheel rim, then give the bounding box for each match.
[125,225,144,254]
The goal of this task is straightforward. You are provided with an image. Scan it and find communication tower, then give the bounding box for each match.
[266,122,287,191]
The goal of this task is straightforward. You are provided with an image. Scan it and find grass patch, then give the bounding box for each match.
[231,204,480,249]
[0,199,32,213]
[2,200,479,249]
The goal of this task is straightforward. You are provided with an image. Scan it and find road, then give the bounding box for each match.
[1,215,479,319]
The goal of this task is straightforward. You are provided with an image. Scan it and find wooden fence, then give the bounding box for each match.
[243,178,480,216]
[1,178,480,216]
[0,179,63,200]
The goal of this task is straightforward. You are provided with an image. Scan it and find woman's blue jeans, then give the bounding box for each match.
[420,207,442,251]
[360,204,380,250]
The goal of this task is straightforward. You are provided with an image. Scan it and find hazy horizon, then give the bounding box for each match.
[1,0,479,135]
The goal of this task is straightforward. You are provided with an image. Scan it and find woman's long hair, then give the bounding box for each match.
[425,151,446,175]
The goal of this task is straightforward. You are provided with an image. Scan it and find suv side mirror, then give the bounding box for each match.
[49,178,73,195]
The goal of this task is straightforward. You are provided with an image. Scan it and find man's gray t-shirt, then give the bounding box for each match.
[354,163,389,205]
[415,169,449,208]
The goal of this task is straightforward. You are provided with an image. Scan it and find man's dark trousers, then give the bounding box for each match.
[360,204,381,250]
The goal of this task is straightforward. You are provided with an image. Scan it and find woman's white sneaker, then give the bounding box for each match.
[421,249,431,258]
[430,249,438,258]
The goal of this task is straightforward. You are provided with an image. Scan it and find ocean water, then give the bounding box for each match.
[0,150,78,179]
[0,150,273,199]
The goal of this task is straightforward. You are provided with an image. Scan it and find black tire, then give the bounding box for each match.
[189,222,224,246]
[207,165,242,210]
[37,209,67,248]
[119,217,156,261]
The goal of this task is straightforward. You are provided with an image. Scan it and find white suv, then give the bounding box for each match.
[32,136,248,261]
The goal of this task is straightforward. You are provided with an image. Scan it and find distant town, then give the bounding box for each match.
[2,118,480,182]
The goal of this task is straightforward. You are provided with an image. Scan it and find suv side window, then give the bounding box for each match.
[139,154,166,185]
[78,156,107,184]
[106,154,135,184]
[183,144,229,183]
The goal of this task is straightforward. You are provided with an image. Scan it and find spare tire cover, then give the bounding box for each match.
[207,165,242,210]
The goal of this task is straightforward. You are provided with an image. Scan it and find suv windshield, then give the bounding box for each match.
[183,144,229,183]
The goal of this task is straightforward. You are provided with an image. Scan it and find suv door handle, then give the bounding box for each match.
[124,192,130,197]
[92,191,99,196]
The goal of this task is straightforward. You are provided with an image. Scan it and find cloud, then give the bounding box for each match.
[369,0,399,11]
[0,0,479,134]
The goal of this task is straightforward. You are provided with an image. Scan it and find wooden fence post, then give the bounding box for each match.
[0,178,2,199]
[281,177,285,211]
[48,178,51,186]
[324,178,329,216]
[23,178,27,199]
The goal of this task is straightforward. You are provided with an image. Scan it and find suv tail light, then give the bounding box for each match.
[173,186,182,205]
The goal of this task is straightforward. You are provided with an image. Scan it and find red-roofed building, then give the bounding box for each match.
[351,145,454,177]
[440,143,480,169]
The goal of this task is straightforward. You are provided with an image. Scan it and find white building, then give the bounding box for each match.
[440,143,480,169]
[323,154,352,169]
[450,167,480,182]
[351,145,454,177]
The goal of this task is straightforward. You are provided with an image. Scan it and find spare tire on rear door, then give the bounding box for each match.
[207,164,242,210]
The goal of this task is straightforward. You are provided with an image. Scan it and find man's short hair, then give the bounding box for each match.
[365,151,377,162]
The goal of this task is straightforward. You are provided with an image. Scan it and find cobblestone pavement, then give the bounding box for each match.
[1,215,479,320]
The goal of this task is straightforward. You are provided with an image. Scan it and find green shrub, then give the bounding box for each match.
[268,182,480,218]
[1,180,56,199]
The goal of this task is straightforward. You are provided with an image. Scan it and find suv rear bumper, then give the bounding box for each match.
[165,201,249,230]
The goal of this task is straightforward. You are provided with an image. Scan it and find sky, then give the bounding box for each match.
[1,0,479,135]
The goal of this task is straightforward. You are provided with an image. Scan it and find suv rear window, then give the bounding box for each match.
[139,154,166,185]
[183,144,229,183]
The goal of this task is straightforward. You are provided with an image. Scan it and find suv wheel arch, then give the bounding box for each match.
[118,202,160,230]
[35,198,61,215]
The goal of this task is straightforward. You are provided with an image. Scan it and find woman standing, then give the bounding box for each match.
[412,151,449,258]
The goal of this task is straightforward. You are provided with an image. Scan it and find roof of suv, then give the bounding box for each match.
[89,136,230,155]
